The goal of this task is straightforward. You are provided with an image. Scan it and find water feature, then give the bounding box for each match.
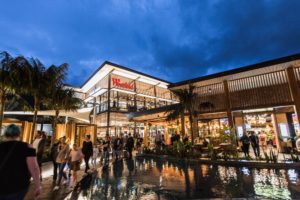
[66,158,300,199]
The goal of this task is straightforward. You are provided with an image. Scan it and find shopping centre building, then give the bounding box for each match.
[79,61,178,137]
[75,53,300,149]
[4,53,300,150]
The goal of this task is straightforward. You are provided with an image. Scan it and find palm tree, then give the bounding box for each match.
[15,58,68,142]
[166,103,186,136]
[0,51,19,134]
[167,84,197,144]
[47,86,82,145]
[21,58,47,142]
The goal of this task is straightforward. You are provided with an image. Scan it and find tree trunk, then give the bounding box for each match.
[180,112,185,136]
[30,97,39,143]
[0,89,5,135]
[51,110,59,146]
[189,113,194,145]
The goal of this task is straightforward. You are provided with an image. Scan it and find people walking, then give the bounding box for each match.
[126,133,134,159]
[249,131,260,158]
[136,135,143,155]
[53,137,70,190]
[0,124,41,200]
[69,144,83,187]
[82,135,93,173]
[92,144,99,168]
[113,135,122,161]
[240,132,250,157]
[50,139,60,182]
[32,130,46,180]
[102,134,111,167]
[259,131,267,151]
[155,131,163,148]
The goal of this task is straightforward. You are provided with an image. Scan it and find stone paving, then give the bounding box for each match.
[24,162,85,200]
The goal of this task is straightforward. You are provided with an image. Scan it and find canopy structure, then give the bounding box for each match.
[4,107,93,123]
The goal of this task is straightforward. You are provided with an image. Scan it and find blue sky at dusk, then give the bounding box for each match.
[1,0,300,86]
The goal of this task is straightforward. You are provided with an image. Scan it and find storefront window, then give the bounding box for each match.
[109,91,135,112]
[99,92,108,112]
[198,118,229,138]
[244,113,276,145]
[292,113,300,135]
[136,96,146,111]
[157,100,168,108]
[145,98,156,110]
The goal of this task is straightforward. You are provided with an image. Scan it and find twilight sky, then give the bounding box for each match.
[1,0,300,86]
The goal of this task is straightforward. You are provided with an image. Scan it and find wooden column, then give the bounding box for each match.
[144,123,149,147]
[192,117,198,140]
[223,80,234,128]
[164,126,169,145]
[286,66,300,123]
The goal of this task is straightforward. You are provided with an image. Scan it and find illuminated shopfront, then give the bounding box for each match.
[80,61,177,137]
[198,118,229,138]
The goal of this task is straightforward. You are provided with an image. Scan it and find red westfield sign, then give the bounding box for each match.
[112,77,134,90]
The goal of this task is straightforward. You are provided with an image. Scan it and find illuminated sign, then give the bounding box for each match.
[112,77,134,91]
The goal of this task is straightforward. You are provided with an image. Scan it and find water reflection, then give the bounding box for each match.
[66,158,300,200]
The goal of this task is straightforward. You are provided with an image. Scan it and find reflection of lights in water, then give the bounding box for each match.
[159,175,163,187]
[218,166,237,183]
[253,169,291,199]
[202,165,209,177]
[65,160,299,200]
[242,167,250,176]
[287,169,298,183]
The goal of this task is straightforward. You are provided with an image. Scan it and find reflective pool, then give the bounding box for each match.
[67,158,300,199]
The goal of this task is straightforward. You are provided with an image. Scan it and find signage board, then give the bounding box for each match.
[111,77,134,91]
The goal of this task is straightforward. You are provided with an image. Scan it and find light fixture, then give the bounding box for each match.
[137,93,156,99]
[111,88,136,95]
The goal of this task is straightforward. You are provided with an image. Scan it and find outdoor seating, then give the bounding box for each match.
[219,142,238,159]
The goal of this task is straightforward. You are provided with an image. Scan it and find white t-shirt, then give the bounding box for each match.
[92,147,99,159]
[32,138,42,152]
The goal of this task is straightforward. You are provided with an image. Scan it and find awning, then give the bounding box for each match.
[4,107,93,123]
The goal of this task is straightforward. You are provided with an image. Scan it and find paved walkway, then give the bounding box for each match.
[24,162,85,200]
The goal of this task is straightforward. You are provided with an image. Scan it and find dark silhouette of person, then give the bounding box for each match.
[82,135,93,173]
[249,131,260,157]
[240,132,250,157]
[126,133,134,159]
[50,140,60,182]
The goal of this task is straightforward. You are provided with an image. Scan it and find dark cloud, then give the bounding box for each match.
[0,0,300,86]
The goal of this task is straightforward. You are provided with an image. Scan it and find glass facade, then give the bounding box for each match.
[198,118,229,138]
[84,72,174,137]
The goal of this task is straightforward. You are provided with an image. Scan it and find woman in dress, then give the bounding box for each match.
[69,143,83,187]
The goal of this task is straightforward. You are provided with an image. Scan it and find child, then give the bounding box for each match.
[69,144,83,187]
[92,144,99,169]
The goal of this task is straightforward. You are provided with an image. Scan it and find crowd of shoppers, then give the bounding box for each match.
[0,125,150,198]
